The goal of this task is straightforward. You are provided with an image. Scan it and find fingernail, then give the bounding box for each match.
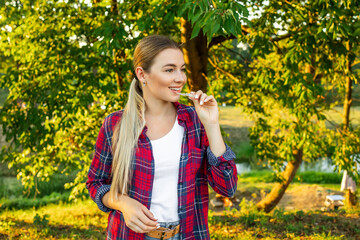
[195,95,198,99]
[156,224,160,229]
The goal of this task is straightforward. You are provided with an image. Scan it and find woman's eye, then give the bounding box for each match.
[165,69,174,72]
[181,68,186,72]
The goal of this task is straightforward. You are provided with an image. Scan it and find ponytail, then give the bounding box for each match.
[110,78,145,199]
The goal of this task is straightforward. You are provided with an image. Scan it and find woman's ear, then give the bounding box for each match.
[135,67,146,81]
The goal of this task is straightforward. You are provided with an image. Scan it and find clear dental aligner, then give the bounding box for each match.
[176,92,195,97]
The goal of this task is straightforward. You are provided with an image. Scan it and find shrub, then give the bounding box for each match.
[294,171,342,184]
[26,173,77,198]
[0,192,71,211]
[238,170,275,183]
[239,170,342,184]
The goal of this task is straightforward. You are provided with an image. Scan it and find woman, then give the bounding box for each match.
[86,35,238,240]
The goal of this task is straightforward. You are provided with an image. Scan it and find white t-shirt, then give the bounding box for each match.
[149,116,184,222]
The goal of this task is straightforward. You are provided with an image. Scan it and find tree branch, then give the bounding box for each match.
[269,33,292,42]
[209,25,251,48]
[220,43,251,65]
[272,40,283,55]
[208,57,241,83]
[209,35,236,48]
[352,61,360,67]
[241,25,251,35]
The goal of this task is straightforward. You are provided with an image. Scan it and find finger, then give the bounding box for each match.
[129,223,144,233]
[187,91,196,100]
[204,95,215,103]
[194,90,203,100]
[144,209,158,222]
[199,93,208,106]
[138,214,158,228]
[133,217,157,233]
[188,90,203,106]
[187,91,199,107]
[138,208,159,228]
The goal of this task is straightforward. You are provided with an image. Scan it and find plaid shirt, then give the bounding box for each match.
[86,102,237,240]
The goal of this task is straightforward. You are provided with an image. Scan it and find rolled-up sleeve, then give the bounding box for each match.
[86,116,114,212]
[202,127,238,197]
[207,143,237,166]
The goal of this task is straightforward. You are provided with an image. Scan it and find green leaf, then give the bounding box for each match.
[241,17,252,27]
[223,18,232,33]
[177,2,191,17]
[235,22,242,35]
[211,22,221,36]
[354,26,360,36]
[191,21,202,39]
[191,10,202,23]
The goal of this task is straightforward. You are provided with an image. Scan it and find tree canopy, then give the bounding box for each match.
[0,0,359,210]
[0,0,248,198]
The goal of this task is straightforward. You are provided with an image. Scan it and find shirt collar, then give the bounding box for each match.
[172,101,191,122]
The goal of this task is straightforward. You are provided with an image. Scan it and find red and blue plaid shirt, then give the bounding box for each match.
[86,102,237,240]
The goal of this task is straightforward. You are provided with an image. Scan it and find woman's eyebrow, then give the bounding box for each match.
[162,63,186,68]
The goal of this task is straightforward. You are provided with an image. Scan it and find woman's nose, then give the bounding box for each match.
[175,69,186,82]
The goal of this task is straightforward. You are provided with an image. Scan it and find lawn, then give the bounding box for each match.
[1,180,359,240]
[1,171,359,240]
[218,106,360,129]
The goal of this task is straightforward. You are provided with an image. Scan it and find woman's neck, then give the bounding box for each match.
[144,99,177,119]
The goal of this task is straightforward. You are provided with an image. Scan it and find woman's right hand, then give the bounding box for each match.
[118,195,159,233]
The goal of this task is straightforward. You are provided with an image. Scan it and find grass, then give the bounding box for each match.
[219,106,254,128]
[323,106,360,128]
[238,171,343,184]
[209,205,360,239]
[0,183,359,240]
[218,106,360,129]
[219,106,253,161]
[0,159,358,240]
[0,199,107,239]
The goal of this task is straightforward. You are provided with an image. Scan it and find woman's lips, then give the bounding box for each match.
[169,87,181,94]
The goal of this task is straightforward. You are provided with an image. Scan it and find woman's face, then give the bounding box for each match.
[140,48,187,103]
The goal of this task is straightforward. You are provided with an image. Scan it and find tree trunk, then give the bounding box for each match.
[256,149,303,213]
[343,44,352,130]
[343,41,356,208]
[256,46,313,213]
[180,18,208,92]
[345,189,357,207]
[111,0,124,96]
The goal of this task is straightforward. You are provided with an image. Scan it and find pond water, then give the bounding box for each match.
[235,155,360,174]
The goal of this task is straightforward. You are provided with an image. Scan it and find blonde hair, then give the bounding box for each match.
[110,35,181,199]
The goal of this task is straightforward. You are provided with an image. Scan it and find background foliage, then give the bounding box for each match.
[0,0,359,209]
[0,0,249,198]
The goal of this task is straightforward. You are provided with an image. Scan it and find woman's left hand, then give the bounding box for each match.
[188,90,219,126]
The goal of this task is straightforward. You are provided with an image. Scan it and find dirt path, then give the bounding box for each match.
[277,185,344,210]
[210,184,348,212]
